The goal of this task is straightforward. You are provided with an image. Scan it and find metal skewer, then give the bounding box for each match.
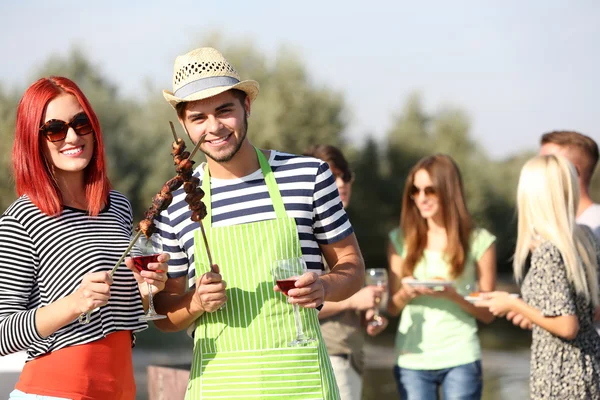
[169,121,178,142]
[78,229,144,324]
[182,134,216,272]
[78,133,212,324]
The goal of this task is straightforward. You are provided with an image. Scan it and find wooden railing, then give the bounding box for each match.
[147,364,190,400]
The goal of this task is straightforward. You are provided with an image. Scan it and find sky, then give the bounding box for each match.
[1,0,599,159]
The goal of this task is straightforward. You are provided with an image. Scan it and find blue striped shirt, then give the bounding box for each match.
[154,150,354,288]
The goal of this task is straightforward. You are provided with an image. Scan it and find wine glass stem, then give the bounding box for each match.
[147,282,157,314]
[373,295,381,320]
[293,303,305,339]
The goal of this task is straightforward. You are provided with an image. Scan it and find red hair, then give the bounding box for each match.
[12,76,111,216]
[400,154,473,279]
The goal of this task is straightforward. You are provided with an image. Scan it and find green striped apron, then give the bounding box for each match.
[188,148,340,400]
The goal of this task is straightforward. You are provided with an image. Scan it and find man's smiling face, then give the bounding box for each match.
[180,90,250,163]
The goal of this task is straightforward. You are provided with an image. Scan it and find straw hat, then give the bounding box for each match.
[163,47,259,109]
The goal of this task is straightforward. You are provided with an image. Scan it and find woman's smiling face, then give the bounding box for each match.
[41,93,95,179]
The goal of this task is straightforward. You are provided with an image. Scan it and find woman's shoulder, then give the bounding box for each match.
[388,227,405,255]
[108,190,132,207]
[2,195,39,219]
[530,240,563,266]
[469,227,496,258]
[107,190,133,217]
[470,227,495,241]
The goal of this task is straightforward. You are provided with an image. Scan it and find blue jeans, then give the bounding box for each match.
[393,361,483,400]
[9,389,70,399]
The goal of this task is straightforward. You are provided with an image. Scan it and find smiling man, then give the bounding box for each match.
[152,47,365,399]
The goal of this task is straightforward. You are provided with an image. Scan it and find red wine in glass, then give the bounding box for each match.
[275,278,298,296]
[132,254,160,272]
[272,258,316,346]
[131,232,166,321]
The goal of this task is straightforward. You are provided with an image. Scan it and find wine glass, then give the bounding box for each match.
[131,232,167,321]
[365,268,388,327]
[273,257,316,346]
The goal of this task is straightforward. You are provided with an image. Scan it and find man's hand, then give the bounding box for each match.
[347,286,386,311]
[594,306,600,322]
[193,264,227,313]
[275,271,325,308]
[365,309,389,336]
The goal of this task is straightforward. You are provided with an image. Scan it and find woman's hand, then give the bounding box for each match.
[506,311,533,330]
[475,291,517,317]
[398,277,427,302]
[125,253,170,297]
[421,285,462,301]
[71,271,113,314]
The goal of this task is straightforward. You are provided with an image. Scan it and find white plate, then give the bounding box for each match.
[465,293,520,304]
[402,278,453,290]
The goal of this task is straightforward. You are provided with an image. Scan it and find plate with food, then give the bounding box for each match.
[464,292,520,303]
[402,277,453,290]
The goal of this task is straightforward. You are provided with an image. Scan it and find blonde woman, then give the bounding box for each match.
[387,154,496,400]
[479,154,600,399]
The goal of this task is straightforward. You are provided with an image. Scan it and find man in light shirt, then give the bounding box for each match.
[539,131,600,239]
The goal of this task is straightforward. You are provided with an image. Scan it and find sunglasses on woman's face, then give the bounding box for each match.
[409,185,437,199]
[39,112,94,142]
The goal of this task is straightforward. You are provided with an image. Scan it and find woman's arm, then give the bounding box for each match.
[479,242,582,339]
[386,241,419,316]
[478,293,579,340]
[452,243,497,323]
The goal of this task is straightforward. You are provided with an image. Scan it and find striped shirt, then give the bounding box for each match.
[154,150,354,288]
[0,191,147,361]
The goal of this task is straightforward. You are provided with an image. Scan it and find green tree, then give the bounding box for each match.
[0,85,19,211]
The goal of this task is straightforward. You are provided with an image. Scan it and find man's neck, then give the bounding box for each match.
[206,141,263,179]
[577,194,594,218]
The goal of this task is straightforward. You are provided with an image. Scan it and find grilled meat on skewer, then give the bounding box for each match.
[171,138,186,157]
[152,192,173,210]
[175,159,194,174]
[161,176,184,194]
[137,218,156,237]
[183,177,201,193]
[173,151,190,165]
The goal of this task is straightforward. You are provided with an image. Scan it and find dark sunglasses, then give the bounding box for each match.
[39,112,94,142]
[410,185,437,199]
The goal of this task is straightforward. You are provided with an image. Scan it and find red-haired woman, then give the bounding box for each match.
[387,154,496,399]
[0,77,169,400]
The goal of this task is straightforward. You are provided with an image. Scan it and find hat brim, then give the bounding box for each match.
[163,80,259,109]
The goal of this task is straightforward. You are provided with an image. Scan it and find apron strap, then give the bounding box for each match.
[255,147,287,219]
[201,146,287,228]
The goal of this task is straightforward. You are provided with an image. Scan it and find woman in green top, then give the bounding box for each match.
[387,154,496,400]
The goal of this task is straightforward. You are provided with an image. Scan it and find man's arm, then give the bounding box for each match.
[318,285,384,319]
[153,268,227,332]
[283,234,364,309]
[320,233,365,302]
